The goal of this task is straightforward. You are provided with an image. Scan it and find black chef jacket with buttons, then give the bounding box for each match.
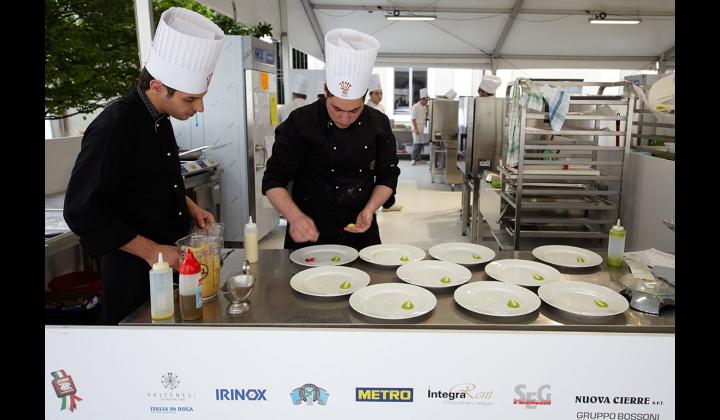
[261,97,400,248]
[63,87,191,324]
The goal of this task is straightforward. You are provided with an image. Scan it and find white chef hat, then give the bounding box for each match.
[478,74,502,94]
[292,76,309,96]
[146,7,225,95]
[419,88,429,99]
[324,28,379,99]
[368,74,382,92]
[444,89,457,100]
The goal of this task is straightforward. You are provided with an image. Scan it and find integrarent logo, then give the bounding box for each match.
[216,388,267,401]
[356,388,413,402]
[290,383,329,405]
[441,383,494,406]
[51,370,83,413]
[514,384,551,409]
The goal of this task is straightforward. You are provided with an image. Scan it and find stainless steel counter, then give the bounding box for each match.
[122,249,674,333]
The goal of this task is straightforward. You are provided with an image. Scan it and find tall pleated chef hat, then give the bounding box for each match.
[324,28,380,99]
[444,88,457,100]
[368,74,383,93]
[419,88,429,99]
[479,74,502,94]
[146,7,225,94]
[292,76,310,96]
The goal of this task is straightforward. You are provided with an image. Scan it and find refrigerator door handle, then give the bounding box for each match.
[255,144,268,170]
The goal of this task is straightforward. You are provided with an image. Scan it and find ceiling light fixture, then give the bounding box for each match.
[589,11,640,24]
[385,10,436,21]
[589,18,641,24]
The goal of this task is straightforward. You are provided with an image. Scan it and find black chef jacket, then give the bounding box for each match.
[261,98,400,250]
[64,87,191,324]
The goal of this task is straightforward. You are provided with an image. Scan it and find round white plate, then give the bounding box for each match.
[484,259,561,287]
[454,282,541,317]
[429,242,496,265]
[359,244,426,266]
[289,266,370,297]
[538,280,629,316]
[349,283,437,319]
[532,245,603,268]
[396,260,472,288]
[289,244,359,267]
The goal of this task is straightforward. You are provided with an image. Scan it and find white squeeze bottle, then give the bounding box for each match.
[149,252,174,320]
[607,219,626,268]
[244,216,259,263]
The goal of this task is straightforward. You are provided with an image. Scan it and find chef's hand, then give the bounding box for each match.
[345,209,373,234]
[288,213,320,243]
[414,127,420,135]
[186,197,215,228]
[154,244,181,271]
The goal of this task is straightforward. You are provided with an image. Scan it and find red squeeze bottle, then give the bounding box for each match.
[179,249,203,320]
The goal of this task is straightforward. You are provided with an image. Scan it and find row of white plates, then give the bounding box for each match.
[289,242,604,268]
[287,243,628,320]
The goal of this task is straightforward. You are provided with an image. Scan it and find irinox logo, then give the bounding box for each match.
[514,384,552,409]
[356,388,413,402]
[216,388,267,401]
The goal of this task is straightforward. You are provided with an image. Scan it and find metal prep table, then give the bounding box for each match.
[122,249,674,333]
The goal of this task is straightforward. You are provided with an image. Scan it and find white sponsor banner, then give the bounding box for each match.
[45,326,674,419]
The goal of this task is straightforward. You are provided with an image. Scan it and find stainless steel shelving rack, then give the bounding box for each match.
[496,80,635,250]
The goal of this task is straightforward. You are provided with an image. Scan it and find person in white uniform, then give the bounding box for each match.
[478,74,502,97]
[365,74,385,114]
[278,76,309,123]
[410,88,430,165]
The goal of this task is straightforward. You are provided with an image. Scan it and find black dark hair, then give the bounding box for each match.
[138,67,176,97]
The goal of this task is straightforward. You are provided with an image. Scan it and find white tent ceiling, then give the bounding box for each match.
[198,0,674,69]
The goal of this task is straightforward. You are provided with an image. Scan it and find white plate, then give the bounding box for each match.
[454,282,541,317]
[349,283,437,319]
[396,260,472,288]
[484,259,561,287]
[359,244,426,266]
[428,242,496,265]
[289,266,370,297]
[532,245,603,268]
[538,280,629,317]
[289,244,359,267]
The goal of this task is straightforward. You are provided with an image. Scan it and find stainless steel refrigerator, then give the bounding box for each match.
[172,36,279,245]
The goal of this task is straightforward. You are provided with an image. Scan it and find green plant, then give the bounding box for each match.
[45,0,273,120]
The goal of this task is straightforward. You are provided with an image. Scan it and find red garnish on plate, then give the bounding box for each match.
[305,257,316,263]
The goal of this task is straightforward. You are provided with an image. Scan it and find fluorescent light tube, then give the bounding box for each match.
[385,15,436,21]
[589,18,641,24]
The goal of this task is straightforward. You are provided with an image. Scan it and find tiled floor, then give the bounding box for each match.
[259,159,497,251]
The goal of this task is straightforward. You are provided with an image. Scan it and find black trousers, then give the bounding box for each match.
[284,209,381,251]
[99,250,152,325]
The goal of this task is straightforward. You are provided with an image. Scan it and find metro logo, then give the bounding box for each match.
[356,388,413,402]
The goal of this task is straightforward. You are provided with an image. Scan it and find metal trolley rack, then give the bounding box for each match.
[496,80,635,250]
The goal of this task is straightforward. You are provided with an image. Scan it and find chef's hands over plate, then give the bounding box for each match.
[288,212,320,243]
[345,208,373,234]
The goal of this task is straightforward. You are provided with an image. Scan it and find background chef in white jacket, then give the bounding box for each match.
[410,87,430,165]
[365,74,385,114]
[278,76,309,123]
